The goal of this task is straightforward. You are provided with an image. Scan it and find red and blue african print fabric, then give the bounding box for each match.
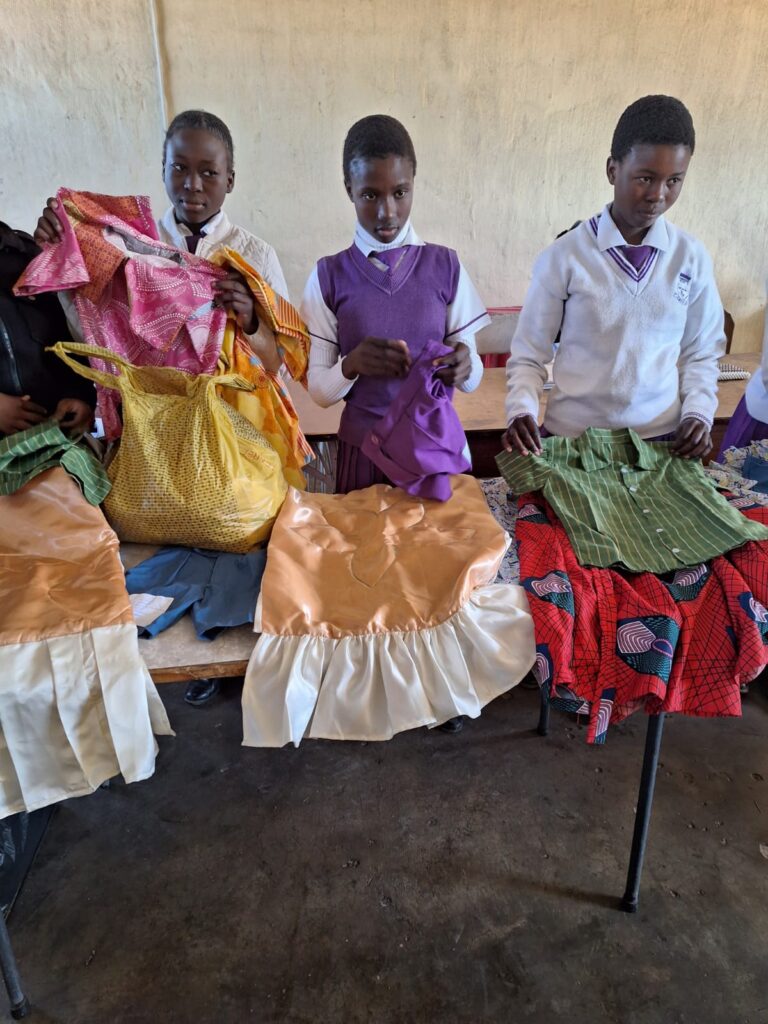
[517,493,768,744]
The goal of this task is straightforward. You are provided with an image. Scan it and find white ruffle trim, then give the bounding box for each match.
[242,584,535,747]
[0,623,174,818]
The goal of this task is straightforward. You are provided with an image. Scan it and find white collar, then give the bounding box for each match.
[353,220,423,256]
[596,204,670,252]
[159,206,228,243]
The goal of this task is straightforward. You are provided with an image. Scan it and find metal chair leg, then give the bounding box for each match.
[536,685,550,736]
[620,712,666,914]
[0,911,29,1019]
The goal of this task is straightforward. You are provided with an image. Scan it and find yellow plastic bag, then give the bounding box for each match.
[50,342,288,552]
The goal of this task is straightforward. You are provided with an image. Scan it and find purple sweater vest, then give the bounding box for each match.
[317,243,460,447]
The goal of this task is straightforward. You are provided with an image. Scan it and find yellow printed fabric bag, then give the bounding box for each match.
[210,248,314,491]
[50,342,288,552]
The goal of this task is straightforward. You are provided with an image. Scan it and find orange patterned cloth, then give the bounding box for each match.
[215,247,313,489]
[215,247,310,384]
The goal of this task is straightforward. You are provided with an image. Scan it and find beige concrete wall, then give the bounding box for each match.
[2,0,767,350]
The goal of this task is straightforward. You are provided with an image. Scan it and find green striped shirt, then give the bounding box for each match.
[496,427,768,572]
[0,420,110,506]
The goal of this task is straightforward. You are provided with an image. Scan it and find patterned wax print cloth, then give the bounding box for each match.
[242,475,535,747]
[14,191,312,483]
[213,248,313,489]
[0,467,172,817]
[13,189,227,438]
[497,427,768,572]
[516,491,768,744]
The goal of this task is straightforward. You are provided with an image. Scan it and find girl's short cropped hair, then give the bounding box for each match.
[611,95,695,162]
[163,110,235,170]
[343,115,417,180]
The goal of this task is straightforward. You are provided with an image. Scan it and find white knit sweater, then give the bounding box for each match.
[506,206,726,438]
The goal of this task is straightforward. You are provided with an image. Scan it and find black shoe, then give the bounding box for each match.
[437,716,464,734]
[184,678,220,706]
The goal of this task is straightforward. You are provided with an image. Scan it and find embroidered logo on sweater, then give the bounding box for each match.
[674,272,691,306]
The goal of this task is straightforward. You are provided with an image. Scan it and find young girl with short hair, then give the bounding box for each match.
[35,109,287,371]
[301,114,490,493]
[504,94,725,460]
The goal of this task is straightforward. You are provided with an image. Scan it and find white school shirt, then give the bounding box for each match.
[744,277,768,422]
[301,221,490,408]
[506,206,725,438]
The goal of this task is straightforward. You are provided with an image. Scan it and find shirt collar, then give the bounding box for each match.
[595,204,670,254]
[159,206,229,244]
[575,427,660,472]
[353,220,423,256]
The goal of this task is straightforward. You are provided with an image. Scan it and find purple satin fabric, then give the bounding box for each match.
[360,339,471,501]
[716,396,768,461]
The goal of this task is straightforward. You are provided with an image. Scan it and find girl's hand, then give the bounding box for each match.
[433,342,471,387]
[212,271,258,334]
[670,417,712,460]
[342,337,411,379]
[34,197,64,246]
[502,415,542,456]
[53,398,94,435]
[0,394,47,435]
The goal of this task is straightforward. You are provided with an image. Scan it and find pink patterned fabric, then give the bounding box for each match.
[14,189,229,438]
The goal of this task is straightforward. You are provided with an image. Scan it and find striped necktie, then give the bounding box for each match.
[370,246,409,272]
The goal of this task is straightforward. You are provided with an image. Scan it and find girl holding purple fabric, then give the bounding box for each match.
[301,115,490,493]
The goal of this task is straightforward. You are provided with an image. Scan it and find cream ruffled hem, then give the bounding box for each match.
[0,623,173,818]
[242,584,535,747]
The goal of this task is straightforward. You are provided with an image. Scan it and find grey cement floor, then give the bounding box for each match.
[7,680,768,1024]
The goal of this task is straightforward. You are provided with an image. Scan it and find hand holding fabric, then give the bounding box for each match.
[213,270,258,334]
[670,417,711,460]
[502,415,543,456]
[0,394,47,435]
[53,398,94,435]
[433,341,471,387]
[342,337,411,380]
[33,197,64,246]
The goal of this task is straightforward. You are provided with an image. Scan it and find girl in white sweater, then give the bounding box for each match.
[504,95,724,461]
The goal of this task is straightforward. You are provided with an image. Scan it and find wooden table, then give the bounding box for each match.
[131,353,758,683]
[289,353,760,475]
[121,544,257,684]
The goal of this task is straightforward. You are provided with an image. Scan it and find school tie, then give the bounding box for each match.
[618,244,654,272]
[370,246,410,272]
[185,232,204,255]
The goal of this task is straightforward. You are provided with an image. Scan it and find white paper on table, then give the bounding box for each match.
[130,593,175,627]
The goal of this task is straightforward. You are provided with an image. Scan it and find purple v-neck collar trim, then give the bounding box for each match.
[349,243,421,295]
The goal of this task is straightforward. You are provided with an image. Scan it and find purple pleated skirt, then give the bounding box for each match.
[716,396,768,461]
[335,440,391,494]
